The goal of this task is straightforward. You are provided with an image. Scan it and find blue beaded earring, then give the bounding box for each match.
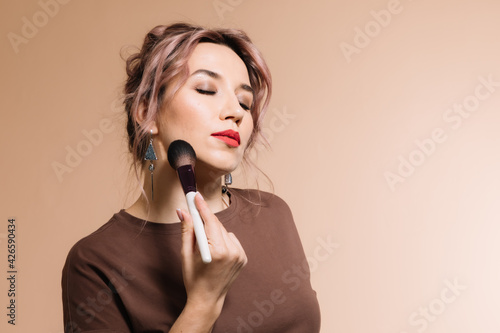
[144,130,158,200]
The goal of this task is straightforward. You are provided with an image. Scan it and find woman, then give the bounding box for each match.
[62,23,321,332]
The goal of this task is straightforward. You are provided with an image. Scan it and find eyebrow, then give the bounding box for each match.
[191,69,254,94]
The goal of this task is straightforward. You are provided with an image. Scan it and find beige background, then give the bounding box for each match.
[2,0,500,332]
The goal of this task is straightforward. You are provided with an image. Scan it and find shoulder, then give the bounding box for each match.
[63,213,124,270]
[229,188,295,222]
[230,187,290,208]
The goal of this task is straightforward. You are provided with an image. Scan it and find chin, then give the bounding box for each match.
[202,147,244,164]
[195,157,240,176]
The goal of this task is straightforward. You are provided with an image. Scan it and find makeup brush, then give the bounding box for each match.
[167,140,211,264]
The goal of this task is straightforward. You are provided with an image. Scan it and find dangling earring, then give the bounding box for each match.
[222,173,232,207]
[222,173,232,194]
[144,130,157,200]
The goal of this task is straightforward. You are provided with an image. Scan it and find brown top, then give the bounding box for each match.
[62,188,321,332]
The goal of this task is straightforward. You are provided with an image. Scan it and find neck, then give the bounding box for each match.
[125,162,226,223]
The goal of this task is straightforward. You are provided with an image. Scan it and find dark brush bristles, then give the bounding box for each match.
[167,140,197,170]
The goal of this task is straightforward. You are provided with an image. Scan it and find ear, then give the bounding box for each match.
[135,101,159,135]
[148,121,159,135]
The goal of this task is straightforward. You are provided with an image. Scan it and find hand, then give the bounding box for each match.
[177,192,248,314]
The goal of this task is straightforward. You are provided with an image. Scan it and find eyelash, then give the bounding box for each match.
[239,103,250,111]
[196,88,216,95]
[196,88,251,111]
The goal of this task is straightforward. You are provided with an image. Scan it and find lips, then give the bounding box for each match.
[211,130,241,147]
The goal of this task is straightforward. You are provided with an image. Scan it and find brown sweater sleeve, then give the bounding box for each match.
[62,229,133,333]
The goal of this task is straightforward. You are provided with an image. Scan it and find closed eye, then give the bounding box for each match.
[239,102,250,111]
[196,88,216,95]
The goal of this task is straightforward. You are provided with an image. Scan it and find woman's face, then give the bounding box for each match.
[157,42,254,175]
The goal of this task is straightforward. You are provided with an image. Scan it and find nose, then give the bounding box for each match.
[219,93,244,125]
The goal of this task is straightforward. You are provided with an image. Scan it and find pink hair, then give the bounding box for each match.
[123,23,272,175]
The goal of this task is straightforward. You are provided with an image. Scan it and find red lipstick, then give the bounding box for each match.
[211,130,240,147]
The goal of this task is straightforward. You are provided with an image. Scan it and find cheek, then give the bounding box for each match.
[163,95,209,132]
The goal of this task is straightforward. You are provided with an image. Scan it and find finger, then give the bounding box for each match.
[226,232,243,251]
[194,192,225,245]
[178,209,195,264]
[227,232,248,265]
[219,225,237,252]
[212,219,246,266]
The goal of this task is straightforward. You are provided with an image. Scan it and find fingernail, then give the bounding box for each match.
[176,209,184,221]
[197,192,204,200]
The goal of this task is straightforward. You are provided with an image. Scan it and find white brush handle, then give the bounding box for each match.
[186,191,212,263]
